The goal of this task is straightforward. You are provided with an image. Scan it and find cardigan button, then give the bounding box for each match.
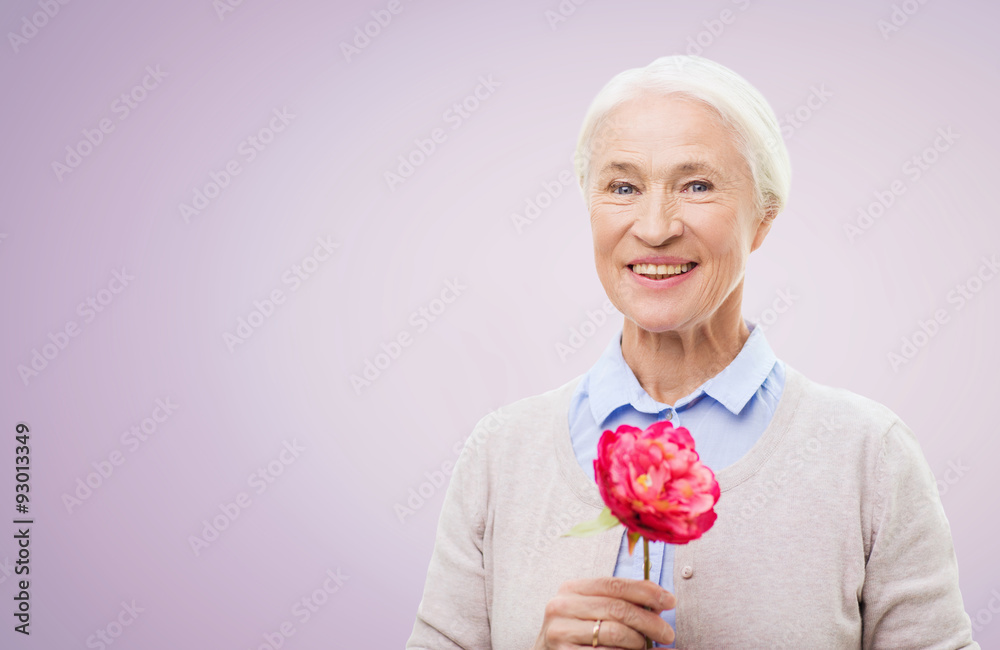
[681,565,693,579]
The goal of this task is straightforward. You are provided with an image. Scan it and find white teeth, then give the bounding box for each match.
[632,263,693,277]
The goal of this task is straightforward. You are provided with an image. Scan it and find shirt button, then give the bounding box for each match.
[681,565,693,579]
[664,411,673,421]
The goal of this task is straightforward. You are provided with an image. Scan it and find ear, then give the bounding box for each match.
[750,200,778,253]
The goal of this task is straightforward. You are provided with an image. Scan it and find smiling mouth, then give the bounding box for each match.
[629,262,697,280]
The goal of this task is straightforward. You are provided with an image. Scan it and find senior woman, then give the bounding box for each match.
[406,55,978,649]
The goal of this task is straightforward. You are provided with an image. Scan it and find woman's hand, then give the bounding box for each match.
[532,577,676,649]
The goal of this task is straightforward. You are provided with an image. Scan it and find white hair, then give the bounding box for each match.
[573,55,791,219]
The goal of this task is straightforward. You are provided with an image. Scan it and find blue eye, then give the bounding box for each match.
[690,182,709,192]
[612,183,636,195]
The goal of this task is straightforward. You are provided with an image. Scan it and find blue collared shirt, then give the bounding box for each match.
[568,319,785,646]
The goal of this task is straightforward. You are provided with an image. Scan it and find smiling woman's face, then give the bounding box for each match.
[586,92,773,335]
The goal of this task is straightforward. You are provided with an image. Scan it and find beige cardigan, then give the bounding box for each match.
[406,365,979,649]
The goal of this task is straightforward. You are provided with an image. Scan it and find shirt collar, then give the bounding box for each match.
[586,319,777,425]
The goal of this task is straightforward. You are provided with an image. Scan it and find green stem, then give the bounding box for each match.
[643,536,652,649]
[643,536,650,581]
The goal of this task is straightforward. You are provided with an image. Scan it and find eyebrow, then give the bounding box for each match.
[676,161,723,175]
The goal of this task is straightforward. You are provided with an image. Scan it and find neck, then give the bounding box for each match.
[620,289,749,406]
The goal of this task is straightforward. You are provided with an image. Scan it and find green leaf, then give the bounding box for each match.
[627,531,641,556]
[561,506,622,538]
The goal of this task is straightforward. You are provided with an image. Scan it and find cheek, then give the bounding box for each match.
[687,206,741,254]
[590,205,630,254]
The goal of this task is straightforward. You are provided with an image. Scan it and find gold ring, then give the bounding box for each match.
[592,619,602,647]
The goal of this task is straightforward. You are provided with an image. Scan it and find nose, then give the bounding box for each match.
[632,194,683,246]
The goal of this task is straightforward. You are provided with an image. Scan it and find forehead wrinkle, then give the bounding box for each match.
[596,156,731,182]
[598,160,644,176]
[673,160,727,179]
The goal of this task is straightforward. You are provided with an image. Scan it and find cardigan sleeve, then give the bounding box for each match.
[406,419,493,650]
[860,418,979,649]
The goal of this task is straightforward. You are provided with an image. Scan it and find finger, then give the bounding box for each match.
[590,617,648,649]
[560,576,676,611]
[551,594,675,646]
[550,616,644,650]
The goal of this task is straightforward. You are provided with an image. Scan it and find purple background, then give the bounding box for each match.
[2,0,998,647]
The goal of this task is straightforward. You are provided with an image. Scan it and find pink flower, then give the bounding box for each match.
[594,421,720,547]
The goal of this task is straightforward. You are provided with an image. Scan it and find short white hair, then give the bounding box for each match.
[573,55,791,219]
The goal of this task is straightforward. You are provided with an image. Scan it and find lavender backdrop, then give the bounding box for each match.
[2,0,998,647]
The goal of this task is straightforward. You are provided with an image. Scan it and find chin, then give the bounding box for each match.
[622,305,688,334]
